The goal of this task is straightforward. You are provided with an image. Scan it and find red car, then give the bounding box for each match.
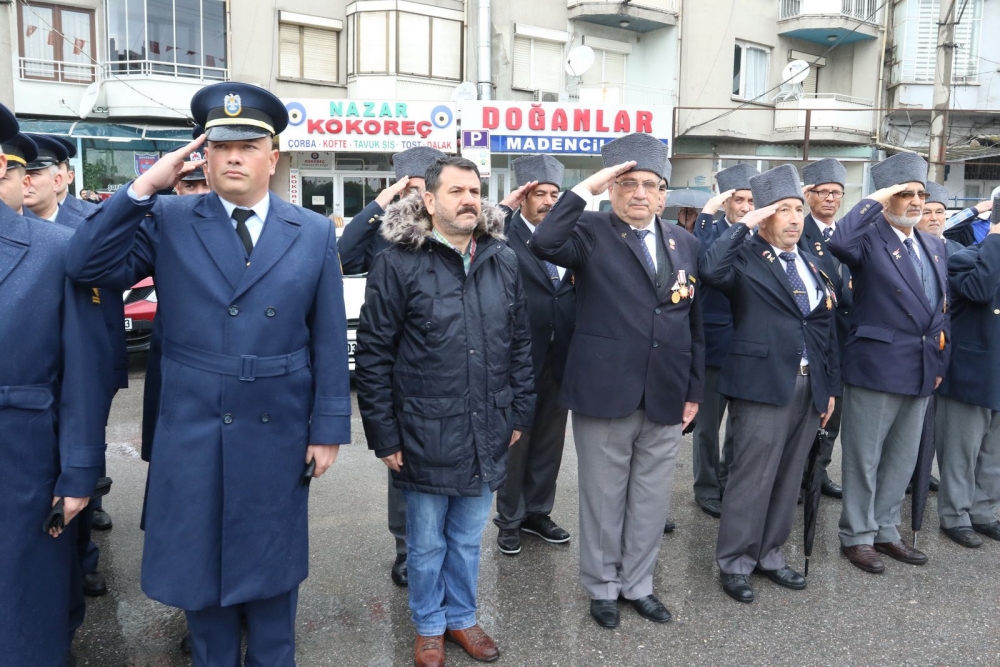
[123,277,157,352]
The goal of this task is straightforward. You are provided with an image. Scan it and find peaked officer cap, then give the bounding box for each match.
[802,158,847,188]
[2,133,38,169]
[192,82,289,142]
[924,182,950,207]
[393,146,445,182]
[601,133,671,183]
[24,134,68,170]
[0,103,18,145]
[871,152,928,190]
[50,135,77,161]
[750,164,804,208]
[716,163,758,193]
[512,154,565,188]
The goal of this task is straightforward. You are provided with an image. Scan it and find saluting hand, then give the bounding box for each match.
[739,203,778,230]
[132,135,207,198]
[868,183,907,206]
[375,176,411,209]
[975,199,994,215]
[500,181,538,210]
[306,444,340,479]
[820,396,836,429]
[579,161,637,196]
[703,189,735,215]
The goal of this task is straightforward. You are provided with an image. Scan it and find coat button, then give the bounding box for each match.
[994,309,1000,315]
[265,307,276,317]
[472,411,478,416]
[228,305,239,316]
[922,335,926,341]
[548,321,554,327]
[469,349,475,355]
[223,413,233,424]
[655,308,661,314]
[260,413,270,423]
[652,341,659,348]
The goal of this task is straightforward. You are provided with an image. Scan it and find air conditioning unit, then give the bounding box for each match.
[533,90,560,102]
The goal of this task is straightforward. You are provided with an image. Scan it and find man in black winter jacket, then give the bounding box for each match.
[355,156,535,667]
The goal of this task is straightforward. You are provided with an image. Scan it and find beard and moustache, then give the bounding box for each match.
[884,209,922,228]
[437,204,480,234]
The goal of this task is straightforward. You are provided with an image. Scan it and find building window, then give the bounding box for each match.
[512,36,563,93]
[279,21,339,84]
[395,13,462,80]
[106,0,227,80]
[581,49,627,87]
[733,41,770,101]
[354,11,389,74]
[892,0,983,84]
[17,2,96,83]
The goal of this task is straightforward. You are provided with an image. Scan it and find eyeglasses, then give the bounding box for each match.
[810,189,844,200]
[894,191,929,200]
[657,185,668,193]
[615,179,660,193]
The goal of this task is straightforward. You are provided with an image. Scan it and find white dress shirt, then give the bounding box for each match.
[522,214,567,279]
[217,194,269,246]
[890,224,920,262]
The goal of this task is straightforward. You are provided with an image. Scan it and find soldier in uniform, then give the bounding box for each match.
[691,163,758,518]
[492,154,575,555]
[65,82,351,666]
[50,135,97,216]
[0,103,108,667]
[0,132,38,214]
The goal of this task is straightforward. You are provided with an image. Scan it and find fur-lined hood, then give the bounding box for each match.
[380,193,507,249]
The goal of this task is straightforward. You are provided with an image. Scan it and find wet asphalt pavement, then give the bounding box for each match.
[73,354,1000,666]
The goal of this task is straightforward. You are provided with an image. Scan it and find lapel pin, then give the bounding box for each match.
[621,232,627,239]
[763,250,775,263]
[668,238,676,251]
[892,248,902,260]
[934,255,940,263]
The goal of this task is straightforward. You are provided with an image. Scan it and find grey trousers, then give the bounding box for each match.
[495,357,569,530]
[935,396,1000,528]
[573,410,681,600]
[839,384,929,546]
[717,376,819,575]
[388,468,407,556]
[692,366,733,502]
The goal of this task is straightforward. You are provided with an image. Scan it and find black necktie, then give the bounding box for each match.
[232,208,254,257]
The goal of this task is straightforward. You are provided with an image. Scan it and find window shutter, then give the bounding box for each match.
[532,39,563,92]
[302,26,338,82]
[358,11,388,73]
[604,51,626,85]
[512,36,531,89]
[581,49,603,86]
[398,13,430,76]
[279,24,302,78]
[792,58,818,94]
[431,18,461,80]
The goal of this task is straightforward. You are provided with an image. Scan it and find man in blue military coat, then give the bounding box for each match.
[50,135,98,217]
[0,103,108,667]
[65,83,352,666]
[0,132,37,215]
[691,163,758,518]
[935,198,1000,548]
[829,153,950,574]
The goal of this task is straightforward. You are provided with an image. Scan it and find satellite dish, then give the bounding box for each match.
[565,45,595,78]
[78,81,102,118]
[450,82,478,102]
[775,60,811,102]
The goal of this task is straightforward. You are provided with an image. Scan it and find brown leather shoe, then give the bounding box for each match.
[414,634,445,667]
[444,625,499,662]
[840,544,885,573]
[874,540,928,565]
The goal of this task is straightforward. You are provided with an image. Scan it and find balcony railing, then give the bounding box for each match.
[567,83,672,106]
[19,57,98,84]
[102,59,227,82]
[779,0,882,22]
[774,93,875,135]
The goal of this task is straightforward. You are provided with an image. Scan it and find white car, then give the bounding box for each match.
[343,273,366,373]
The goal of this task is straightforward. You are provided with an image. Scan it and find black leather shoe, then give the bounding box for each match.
[391,554,408,586]
[663,520,675,534]
[721,573,754,603]
[941,526,982,548]
[627,594,672,623]
[821,480,843,499]
[697,498,722,518]
[92,507,113,531]
[972,520,1000,541]
[180,633,192,654]
[929,475,940,492]
[755,566,806,590]
[82,571,108,597]
[521,515,570,543]
[589,599,619,628]
[497,528,521,555]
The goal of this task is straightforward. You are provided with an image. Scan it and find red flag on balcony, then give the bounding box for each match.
[26,25,37,37]
[150,41,160,54]
[47,30,57,45]
[73,38,86,55]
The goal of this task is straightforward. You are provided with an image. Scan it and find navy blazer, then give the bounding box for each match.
[338,200,391,275]
[828,199,950,397]
[798,213,853,352]
[531,190,704,425]
[503,210,576,385]
[701,224,840,413]
[61,194,98,217]
[938,236,1000,411]
[64,187,351,610]
[693,212,734,368]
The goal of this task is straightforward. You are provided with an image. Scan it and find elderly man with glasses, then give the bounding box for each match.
[828,153,950,575]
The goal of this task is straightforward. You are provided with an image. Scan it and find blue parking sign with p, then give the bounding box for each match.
[463,130,489,148]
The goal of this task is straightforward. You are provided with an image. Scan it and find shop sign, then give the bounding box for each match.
[457,102,672,155]
[289,168,301,206]
[461,130,491,177]
[299,152,333,169]
[134,153,159,176]
[280,100,458,153]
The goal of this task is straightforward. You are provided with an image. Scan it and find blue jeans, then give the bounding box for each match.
[402,483,493,636]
